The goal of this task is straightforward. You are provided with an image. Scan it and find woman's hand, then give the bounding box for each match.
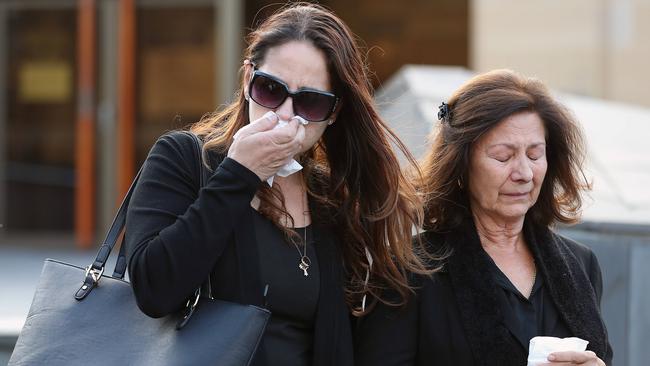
[227,111,305,181]
[541,350,605,365]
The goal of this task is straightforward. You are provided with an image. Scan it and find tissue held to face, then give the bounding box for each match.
[247,40,332,154]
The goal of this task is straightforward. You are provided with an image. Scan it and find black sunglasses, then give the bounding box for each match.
[248,70,339,122]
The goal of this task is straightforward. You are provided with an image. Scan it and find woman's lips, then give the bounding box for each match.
[502,192,529,197]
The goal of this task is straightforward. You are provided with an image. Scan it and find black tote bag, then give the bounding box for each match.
[9,132,270,366]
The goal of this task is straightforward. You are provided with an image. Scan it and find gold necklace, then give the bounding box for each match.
[292,182,311,277]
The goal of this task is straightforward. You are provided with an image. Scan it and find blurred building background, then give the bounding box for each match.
[1,0,649,364]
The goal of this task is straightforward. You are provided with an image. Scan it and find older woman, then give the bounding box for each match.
[125,4,426,366]
[355,70,613,366]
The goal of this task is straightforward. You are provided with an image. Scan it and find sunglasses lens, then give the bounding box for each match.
[294,92,336,122]
[250,74,287,109]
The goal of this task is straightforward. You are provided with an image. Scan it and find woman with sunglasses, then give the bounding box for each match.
[124,3,426,366]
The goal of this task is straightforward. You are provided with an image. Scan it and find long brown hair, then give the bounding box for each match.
[190,3,427,314]
[418,69,590,231]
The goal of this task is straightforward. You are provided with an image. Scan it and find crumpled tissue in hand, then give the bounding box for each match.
[267,115,308,186]
[527,336,589,366]
[233,112,308,185]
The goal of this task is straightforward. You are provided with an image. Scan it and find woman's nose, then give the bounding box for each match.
[511,156,533,182]
[274,97,294,121]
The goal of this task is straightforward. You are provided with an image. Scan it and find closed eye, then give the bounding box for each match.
[492,154,511,162]
[527,147,546,161]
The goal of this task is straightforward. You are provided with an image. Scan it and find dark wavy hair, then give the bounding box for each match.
[191,3,428,314]
[417,69,590,231]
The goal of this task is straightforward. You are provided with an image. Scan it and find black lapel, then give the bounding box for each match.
[233,209,265,306]
[204,150,264,306]
[441,219,526,366]
[311,223,337,366]
[524,222,608,359]
[309,195,353,366]
[492,278,533,349]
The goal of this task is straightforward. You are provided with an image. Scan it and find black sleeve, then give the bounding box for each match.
[587,250,603,304]
[354,290,418,366]
[124,131,262,317]
[588,250,615,365]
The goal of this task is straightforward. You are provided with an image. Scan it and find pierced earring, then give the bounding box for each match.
[327,119,334,125]
[457,178,463,189]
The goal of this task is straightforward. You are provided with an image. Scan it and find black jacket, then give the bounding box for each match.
[125,131,354,366]
[355,218,613,366]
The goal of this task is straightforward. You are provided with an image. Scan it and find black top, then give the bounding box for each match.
[125,131,354,366]
[486,256,571,351]
[355,218,613,366]
[252,210,320,366]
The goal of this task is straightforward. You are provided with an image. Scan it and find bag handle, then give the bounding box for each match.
[74,165,142,300]
[176,131,211,329]
[75,131,205,302]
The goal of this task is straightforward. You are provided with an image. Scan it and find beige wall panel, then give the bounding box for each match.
[472,0,650,107]
[471,0,606,97]
[609,0,650,106]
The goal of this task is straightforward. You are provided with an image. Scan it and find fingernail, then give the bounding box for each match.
[292,116,308,125]
[547,354,556,361]
[263,111,277,121]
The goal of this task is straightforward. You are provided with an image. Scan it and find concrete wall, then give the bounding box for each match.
[559,225,650,366]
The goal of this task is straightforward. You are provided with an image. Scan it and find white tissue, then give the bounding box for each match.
[527,336,589,366]
[267,115,308,186]
[232,112,308,186]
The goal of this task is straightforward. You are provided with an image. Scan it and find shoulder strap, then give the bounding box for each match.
[75,165,143,299]
[181,131,214,300]
[75,131,207,300]
[115,131,207,279]
[178,130,206,186]
[175,131,214,328]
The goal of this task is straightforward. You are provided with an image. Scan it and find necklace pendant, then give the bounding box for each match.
[299,257,310,277]
[298,255,311,277]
